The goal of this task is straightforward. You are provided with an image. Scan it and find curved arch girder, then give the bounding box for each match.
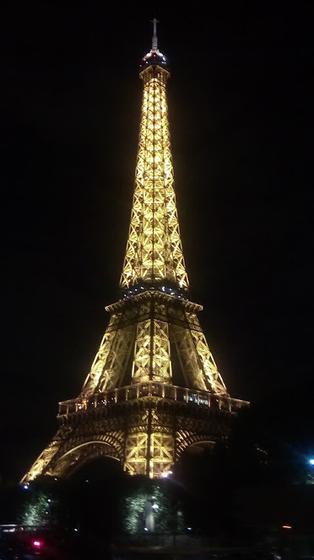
[47,437,124,478]
[175,431,216,460]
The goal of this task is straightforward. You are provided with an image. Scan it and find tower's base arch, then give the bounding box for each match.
[46,440,122,479]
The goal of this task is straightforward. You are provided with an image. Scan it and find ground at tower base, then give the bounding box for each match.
[2,405,314,559]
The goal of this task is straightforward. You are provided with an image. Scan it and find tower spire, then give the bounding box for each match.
[152,17,158,50]
[121,22,188,293]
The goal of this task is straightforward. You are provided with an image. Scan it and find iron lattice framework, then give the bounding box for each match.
[120,59,188,291]
[22,26,248,483]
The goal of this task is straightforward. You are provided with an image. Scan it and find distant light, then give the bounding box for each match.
[22,483,29,490]
[47,499,52,503]
[308,458,314,466]
[187,527,192,531]
[144,527,148,532]
[74,528,79,532]
[32,540,43,548]
[282,525,292,530]
[152,503,159,511]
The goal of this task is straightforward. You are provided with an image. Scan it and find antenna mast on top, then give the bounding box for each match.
[152,18,159,50]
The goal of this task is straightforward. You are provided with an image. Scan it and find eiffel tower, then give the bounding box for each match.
[22,21,248,483]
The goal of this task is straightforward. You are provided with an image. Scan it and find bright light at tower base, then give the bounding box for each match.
[161,470,173,478]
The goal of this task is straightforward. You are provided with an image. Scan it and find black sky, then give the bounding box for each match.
[1,4,314,481]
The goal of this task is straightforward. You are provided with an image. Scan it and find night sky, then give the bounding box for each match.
[1,5,314,482]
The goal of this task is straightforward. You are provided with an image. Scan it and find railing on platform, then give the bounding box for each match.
[58,382,248,418]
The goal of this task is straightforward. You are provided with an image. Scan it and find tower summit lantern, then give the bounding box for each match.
[22,23,248,483]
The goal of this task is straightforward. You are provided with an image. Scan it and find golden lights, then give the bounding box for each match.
[120,67,189,291]
[21,49,239,486]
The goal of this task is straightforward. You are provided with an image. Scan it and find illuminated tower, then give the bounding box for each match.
[22,22,247,483]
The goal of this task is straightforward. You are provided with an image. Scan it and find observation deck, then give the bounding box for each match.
[58,382,249,419]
